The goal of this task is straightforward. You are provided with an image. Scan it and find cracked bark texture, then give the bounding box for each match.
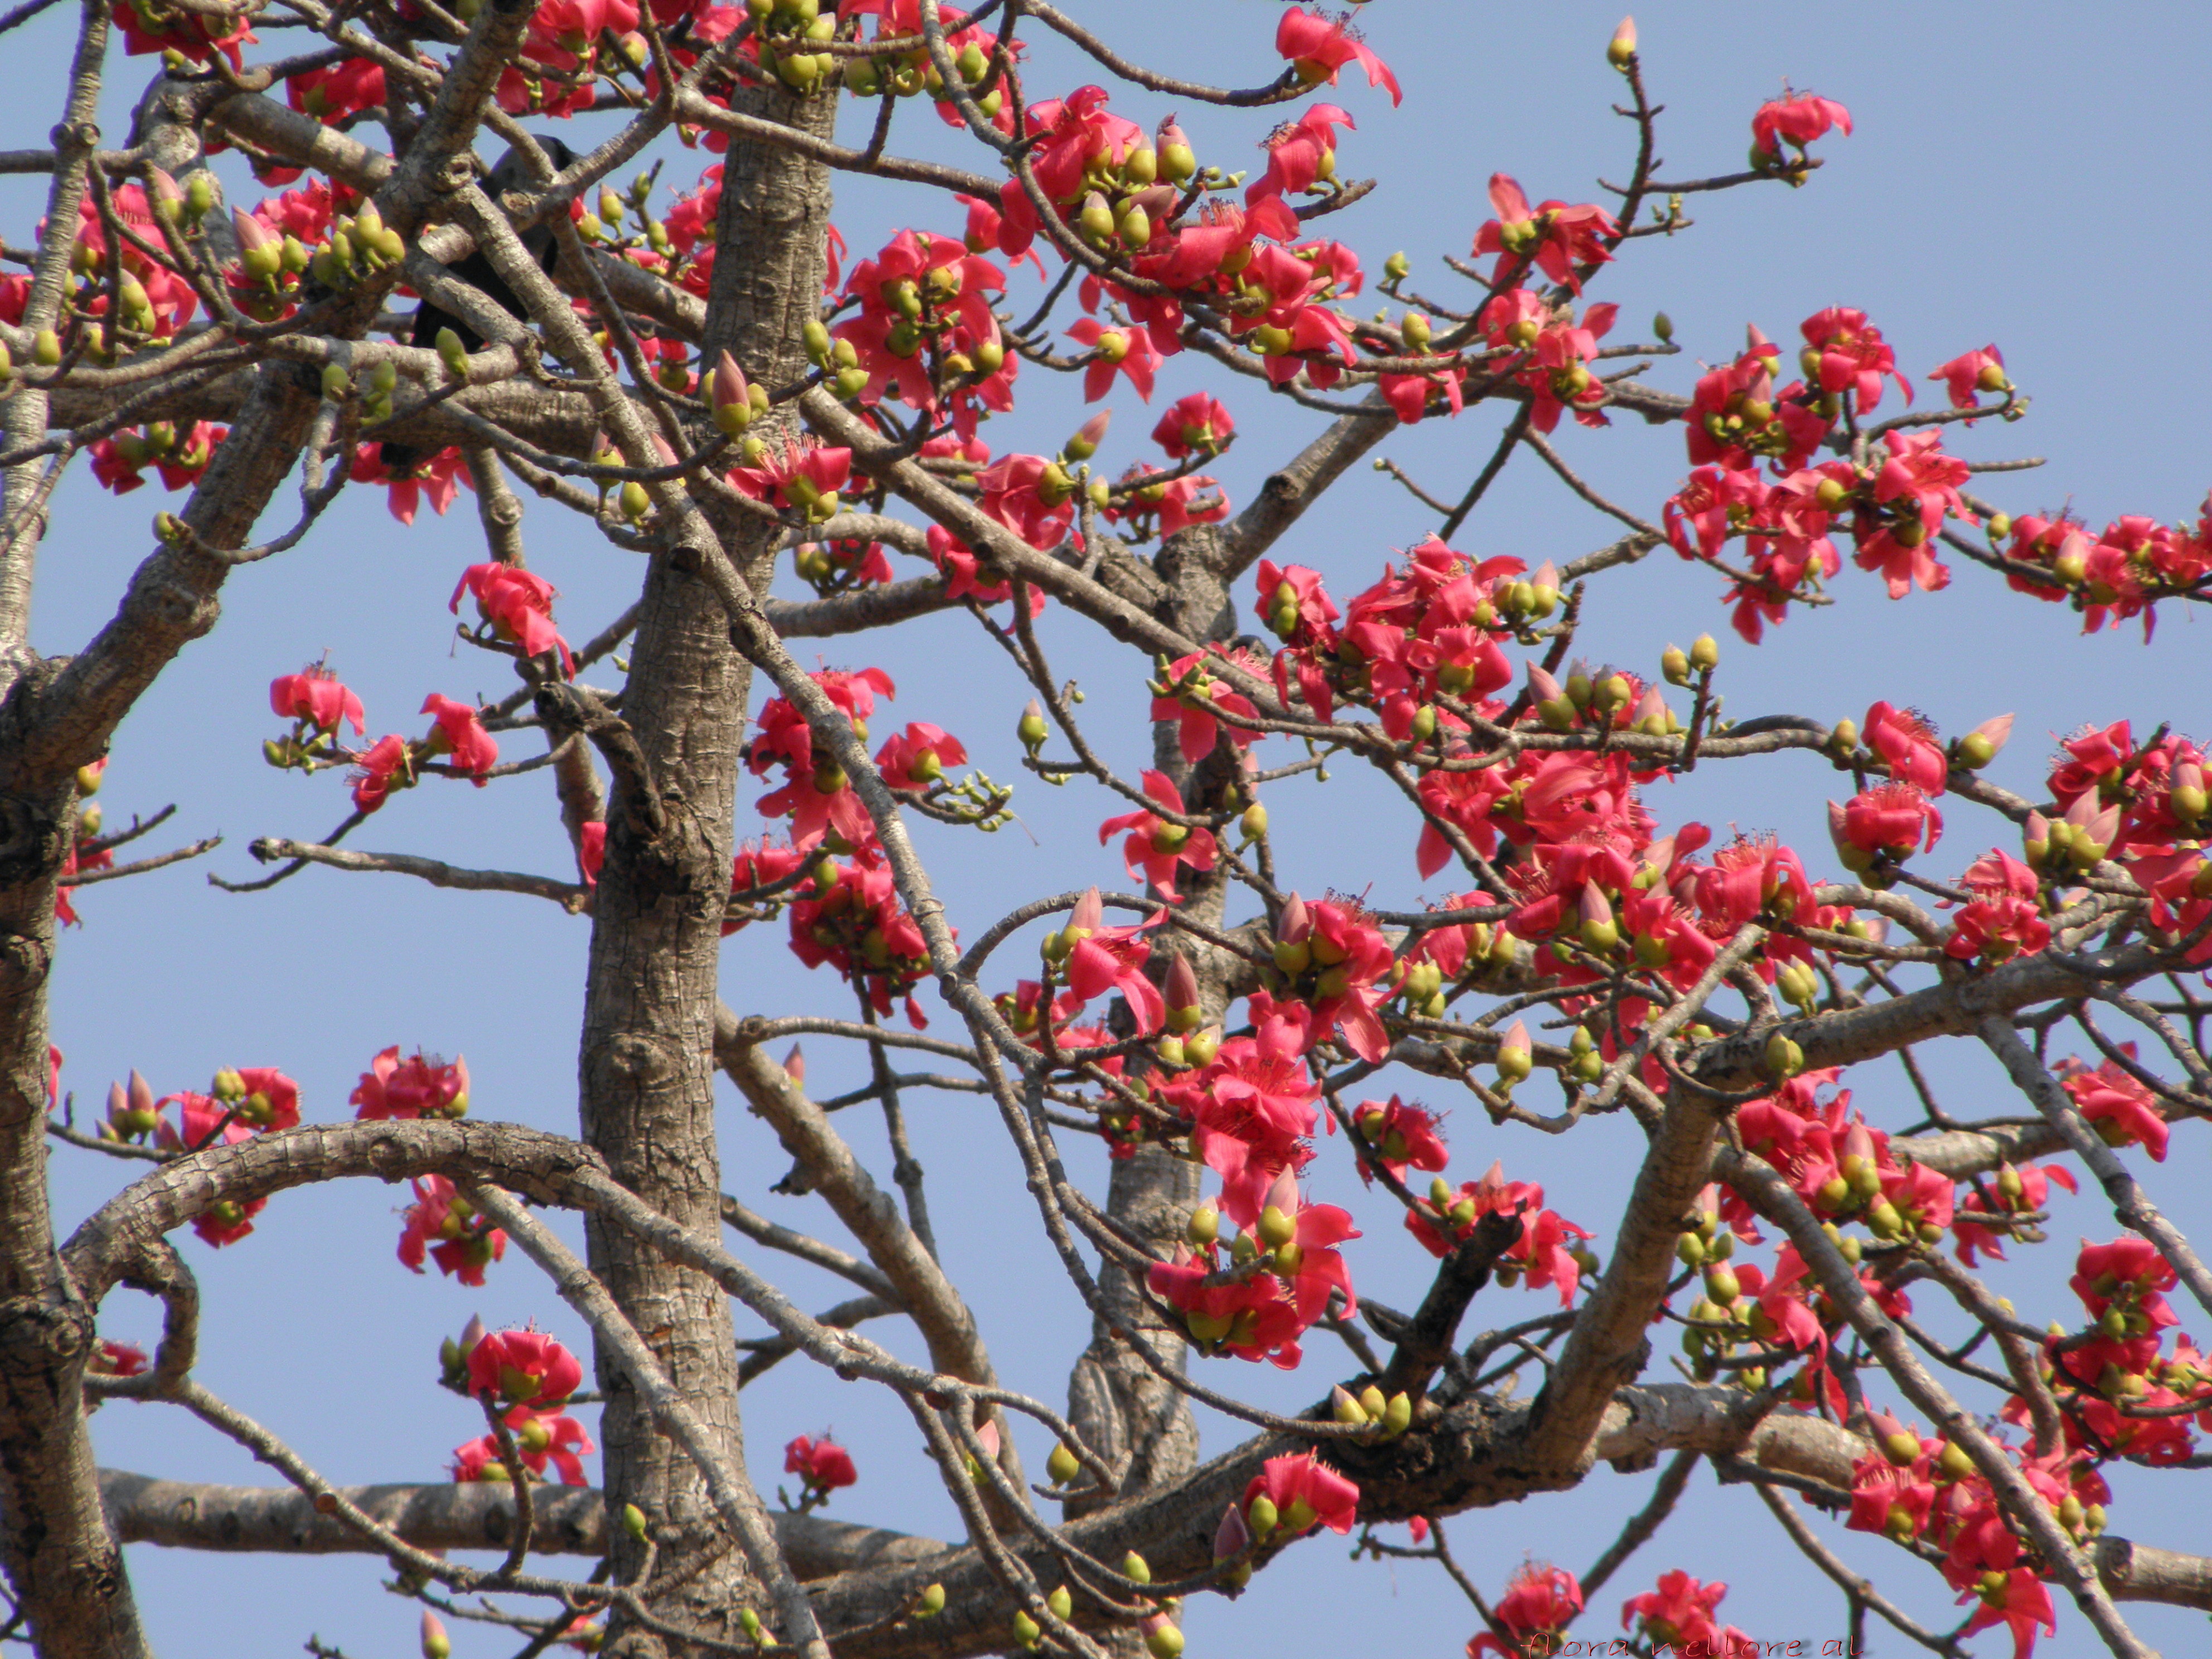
[575,76,837,1655]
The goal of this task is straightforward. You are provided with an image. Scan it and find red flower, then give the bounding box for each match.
[1957,1566,2055,1659]
[727,438,851,519]
[1753,91,1853,160]
[451,564,574,676]
[1621,1569,1729,1649]
[93,1340,148,1379]
[1469,1564,1583,1657]
[1830,782,1942,873]
[1175,1036,1318,1226]
[1274,7,1400,105]
[872,722,967,792]
[1256,894,1396,1064]
[1351,1095,1449,1185]
[351,1046,470,1120]
[1152,392,1235,459]
[750,668,895,858]
[1066,317,1160,401]
[468,1329,583,1408]
[219,1066,300,1131]
[2060,1054,2169,1162]
[1056,887,1165,1036]
[1243,1452,1359,1536]
[1149,648,1261,765]
[1473,174,1618,293]
[1099,770,1217,900]
[270,663,365,736]
[288,57,386,124]
[112,0,253,68]
[350,443,471,525]
[1947,850,2050,965]
[1107,463,1230,541]
[91,421,226,494]
[1801,306,1907,411]
[397,1175,506,1286]
[975,453,1076,550]
[783,1433,858,1493]
[422,695,498,779]
[1930,344,2010,411]
[349,734,410,813]
[1862,701,1948,793]
[1849,1434,1937,1542]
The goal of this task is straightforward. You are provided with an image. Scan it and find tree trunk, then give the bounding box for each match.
[580,79,836,1653]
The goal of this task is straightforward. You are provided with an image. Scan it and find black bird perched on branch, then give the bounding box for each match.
[379,137,578,474]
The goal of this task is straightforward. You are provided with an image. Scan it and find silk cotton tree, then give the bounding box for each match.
[3,2,2212,1656]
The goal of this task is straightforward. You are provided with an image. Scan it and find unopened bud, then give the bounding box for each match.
[1607,14,1639,66]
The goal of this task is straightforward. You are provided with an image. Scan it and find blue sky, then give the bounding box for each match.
[7,3,2211,1655]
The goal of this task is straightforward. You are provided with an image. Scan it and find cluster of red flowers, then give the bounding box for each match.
[2000,503,2212,639]
[90,421,226,496]
[1405,1161,1594,1305]
[1844,1406,2087,1657]
[450,1328,594,1487]
[2036,720,2212,963]
[1147,1166,1357,1369]
[830,227,1013,440]
[118,1066,304,1246]
[399,1176,507,1287]
[2038,1237,2212,1466]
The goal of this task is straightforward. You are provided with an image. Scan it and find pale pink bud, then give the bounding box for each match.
[421,1610,452,1659]
[1070,886,1104,933]
[1164,953,1200,1016]
[782,1043,805,1085]
[1530,560,1559,593]
[1277,892,1312,944]
[1631,683,1667,729]
[1214,1501,1251,1559]
[1066,409,1112,460]
[459,1313,486,1356]
[147,166,183,211]
[230,206,276,254]
[128,1068,156,1118]
[1156,115,1190,153]
[1841,1122,1877,1173]
[1607,16,1637,63]
[974,1417,1001,1458]
[1263,1165,1300,1219]
[1958,714,2013,769]
[716,347,752,415]
[1527,664,1564,702]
